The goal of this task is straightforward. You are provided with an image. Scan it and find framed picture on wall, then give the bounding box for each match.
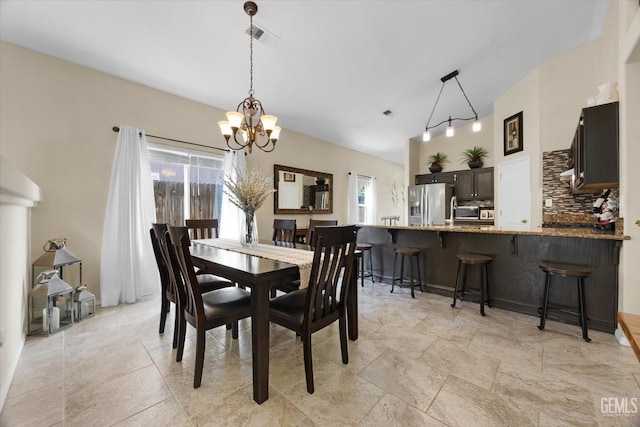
[504,111,524,156]
[283,172,295,182]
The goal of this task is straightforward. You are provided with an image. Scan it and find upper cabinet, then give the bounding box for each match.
[572,102,619,192]
[415,171,455,185]
[456,167,494,201]
[415,167,493,201]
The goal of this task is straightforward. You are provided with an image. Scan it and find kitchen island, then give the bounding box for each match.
[357,224,629,333]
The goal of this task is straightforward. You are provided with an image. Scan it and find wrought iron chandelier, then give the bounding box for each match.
[218,1,280,153]
[422,70,481,142]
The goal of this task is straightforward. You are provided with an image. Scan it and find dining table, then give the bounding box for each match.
[189,238,359,404]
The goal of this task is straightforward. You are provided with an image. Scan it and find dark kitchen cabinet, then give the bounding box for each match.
[455,167,493,201]
[415,171,455,185]
[573,102,618,191]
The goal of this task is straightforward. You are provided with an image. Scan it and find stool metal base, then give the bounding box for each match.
[451,255,492,316]
[391,249,422,298]
[538,264,591,342]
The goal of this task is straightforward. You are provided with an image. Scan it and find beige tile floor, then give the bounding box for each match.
[2,279,640,426]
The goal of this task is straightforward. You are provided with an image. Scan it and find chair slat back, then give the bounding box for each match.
[307,219,338,247]
[305,225,357,325]
[150,224,172,298]
[167,226,203,322]
[186,219,219,240]
[272,219,296,243]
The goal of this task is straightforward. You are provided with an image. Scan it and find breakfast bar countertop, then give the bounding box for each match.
[364,224,630,241]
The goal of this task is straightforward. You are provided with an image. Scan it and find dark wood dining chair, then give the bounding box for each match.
[166,226,252,388]
[151,224,235,350]
[186,218,219,240]
[306,219,338,247]
[269,225,358,394]
[272,219,296,244]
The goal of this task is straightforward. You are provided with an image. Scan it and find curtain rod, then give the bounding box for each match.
[112,126,229,152]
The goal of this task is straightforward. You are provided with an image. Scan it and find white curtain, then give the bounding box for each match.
[219,150,251,240]
[347,171,359,224]
[366,177,377,224]
[100,125,158,306]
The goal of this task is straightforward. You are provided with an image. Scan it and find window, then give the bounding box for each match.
[357,175,375,224]
[148,144,225,225]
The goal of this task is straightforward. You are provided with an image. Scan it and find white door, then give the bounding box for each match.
[498,156,531,230]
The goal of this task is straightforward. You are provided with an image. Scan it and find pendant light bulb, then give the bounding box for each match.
[446,122,454,137]
[423,129,431,142]
[473,118,481,132]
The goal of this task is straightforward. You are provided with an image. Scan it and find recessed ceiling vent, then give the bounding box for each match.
[246,25,265,40]
[382,109,397,117]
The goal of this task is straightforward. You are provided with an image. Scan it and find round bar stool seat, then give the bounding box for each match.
[391,247,422,298]
[356,243,375,287]
[451,253,492,316]
[538,262,592,342]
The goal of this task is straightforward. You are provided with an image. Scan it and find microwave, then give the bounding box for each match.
[454,206,479,220]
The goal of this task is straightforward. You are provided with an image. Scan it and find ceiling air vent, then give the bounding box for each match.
[382,109,397,117]
[246,26,265,40]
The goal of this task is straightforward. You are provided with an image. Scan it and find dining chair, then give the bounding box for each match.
[186,218,219,240]
[306,219,338,247]
[151,224,235,350]
[166,226,252,388]
[272,219,296,244]
[269,225,358,394]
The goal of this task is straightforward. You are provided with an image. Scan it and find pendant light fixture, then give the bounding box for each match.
[422,70,481,142]
[218,1,280,153]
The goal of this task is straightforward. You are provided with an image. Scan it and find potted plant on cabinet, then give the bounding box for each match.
[460,146,489,169]
[426,152,449,173]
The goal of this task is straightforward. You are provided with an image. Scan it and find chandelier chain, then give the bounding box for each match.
[249,14,254,97]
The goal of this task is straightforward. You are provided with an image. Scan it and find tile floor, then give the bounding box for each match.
[2,279,640,426]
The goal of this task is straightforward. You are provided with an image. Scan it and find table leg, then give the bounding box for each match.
[251,283,270,404]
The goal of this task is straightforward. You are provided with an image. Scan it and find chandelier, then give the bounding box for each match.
[422,70,481,142]
[218,1,280,153]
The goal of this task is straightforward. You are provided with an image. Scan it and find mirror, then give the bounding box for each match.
[274,164,333,214]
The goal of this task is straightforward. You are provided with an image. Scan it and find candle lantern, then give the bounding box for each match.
[74,285,96,320]
[30,238,82,335]
[28,270,74,335]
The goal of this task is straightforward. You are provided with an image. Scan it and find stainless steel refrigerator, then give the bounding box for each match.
[407,183,455,226]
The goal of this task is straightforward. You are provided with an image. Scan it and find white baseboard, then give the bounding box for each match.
[0,334,25,412]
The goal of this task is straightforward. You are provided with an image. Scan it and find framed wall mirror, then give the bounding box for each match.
[274,164,333,214]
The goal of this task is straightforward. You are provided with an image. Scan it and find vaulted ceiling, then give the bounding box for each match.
[0,0,609,164]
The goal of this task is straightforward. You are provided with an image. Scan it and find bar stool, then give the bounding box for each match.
[538,262,591,342]
[357,243,374,287]
[391,247,422,298]
[451,253,492,316]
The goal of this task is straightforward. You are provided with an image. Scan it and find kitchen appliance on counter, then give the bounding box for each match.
[408,183,455,226]
[454,206,480,220]
[479,208,495,220]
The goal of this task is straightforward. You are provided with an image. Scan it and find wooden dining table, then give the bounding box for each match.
[189,240,359,404]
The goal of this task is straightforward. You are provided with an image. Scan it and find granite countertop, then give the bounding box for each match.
[363,224,629,241]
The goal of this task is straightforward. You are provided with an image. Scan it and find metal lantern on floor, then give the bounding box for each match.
[74,285,96,320]
[30,238,82,335]
[28,270,74,335]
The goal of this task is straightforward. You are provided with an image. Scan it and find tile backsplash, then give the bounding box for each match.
[542,149,618,224]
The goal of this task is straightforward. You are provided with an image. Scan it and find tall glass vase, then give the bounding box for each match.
[241,210,258,248]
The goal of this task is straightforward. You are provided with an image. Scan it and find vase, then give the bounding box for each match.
[241,210,258,248]
[596,82,619,105]
[429,165,442,173]
[468,160,483,169]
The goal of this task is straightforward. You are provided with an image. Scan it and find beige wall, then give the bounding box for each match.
[0,41,404,304]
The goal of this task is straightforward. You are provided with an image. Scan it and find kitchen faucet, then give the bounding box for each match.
[449,195,457,226]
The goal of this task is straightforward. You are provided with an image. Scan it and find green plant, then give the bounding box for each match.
[426,152,449,168]
[460,146,489,164]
